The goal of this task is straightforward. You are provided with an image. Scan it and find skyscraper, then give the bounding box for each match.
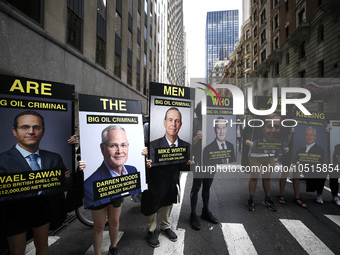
[206,10,239,80]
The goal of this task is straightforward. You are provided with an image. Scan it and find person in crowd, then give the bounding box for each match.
[142,107,191,248]
[331,143,340,206]
[246,113,288,212]
[83,125,141,255]
[0,110,70,255]
[293,126,326,204]
[190,116,236,230]
[278,128,307,208]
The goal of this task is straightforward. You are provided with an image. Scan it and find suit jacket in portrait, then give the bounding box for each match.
[294,143,326,192]
[0,146,67,202]
[294,143,325,165]
[84,162,140,208]
[333,144,340,165]
[203,139,236,166]
[149,135,190,166]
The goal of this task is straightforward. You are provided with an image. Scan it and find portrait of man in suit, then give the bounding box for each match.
[84,125,140,208]
[294,126,325,165]
[0,110,68,255]
[203,116,236,166]
[149,107,190,165]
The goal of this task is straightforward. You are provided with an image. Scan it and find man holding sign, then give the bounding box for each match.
[142,107,190,248]
[0,110,68,255]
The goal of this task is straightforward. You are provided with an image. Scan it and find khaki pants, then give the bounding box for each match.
[145,205,171,232]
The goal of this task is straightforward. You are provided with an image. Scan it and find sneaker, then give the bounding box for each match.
[161,228,177,242]
[108,246,120,255]
[263,199,277,211]
[201,209,218,224]
[316,195,324,204]
[147,231,160,248]
[332,197,340,206]
[189,213,201,230]
[247,199,255,211]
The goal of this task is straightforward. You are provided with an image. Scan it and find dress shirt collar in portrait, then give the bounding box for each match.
[305,142,316,153]
[104,161,128,177]
[216,139,226,150]
[16,144,41,167]
[165,137,178,147]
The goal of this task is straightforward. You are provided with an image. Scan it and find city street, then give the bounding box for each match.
[27,154,340,255]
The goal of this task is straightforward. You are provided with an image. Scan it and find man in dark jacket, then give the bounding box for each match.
[142,107,190,248]
[189,116,236,230]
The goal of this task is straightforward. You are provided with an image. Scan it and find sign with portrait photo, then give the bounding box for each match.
[330,120,340,166]
[292,110,328,175]
[148,82,195,166]
[204,95,236,165]
[0,74,74,203]
[78,94,146,208]
[249,96,291,156]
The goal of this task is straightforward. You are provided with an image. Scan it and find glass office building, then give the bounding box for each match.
[206,10,239,80]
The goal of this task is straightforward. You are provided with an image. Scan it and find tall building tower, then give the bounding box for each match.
[242,0,251,24]
[166,0,185,85]
[206,10,239,81]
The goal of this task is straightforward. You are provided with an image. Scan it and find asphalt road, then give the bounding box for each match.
[25,154,340,255]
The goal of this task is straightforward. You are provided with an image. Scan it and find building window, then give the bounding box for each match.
[67,0,84,51]
[318,24,324,42]
[274,15,279,30]
[115,9,122,78]
[144,0,148,14]
[274,37,279,49]
[261,29,266,44]
[137,74,140,91]
[275,61,279,76]
[254,26,258,37]
[318,60,324,77]
[285,25,289,39]
[246,58,250,68]
[96,0,106,68]
[6,0,42,25]
[96,37,106,67]
[260,9,266,24]
[300,41,305,59]
[254,43,258,54]
[246,44,250,54]
[286,52,290,65]
[285,0,289,12]
[273,0,279,6]
[143,67,147,95]
[127,66,132,85]
[299,70,305,78]
[246,30,250,39]
[253,10,257,21]
[115,12,122,38]
[261,49,266,62]
[114,53,121,78]
[318,0,323,7]
[298,9,305,24]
